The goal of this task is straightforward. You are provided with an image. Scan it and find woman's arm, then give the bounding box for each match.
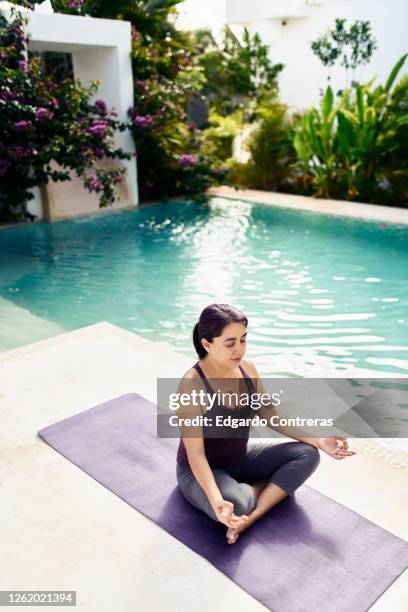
[184,441,249,524]
[176,376,246,522]
[183,438,224,509]
[244,360,356,458]
[243,360,320,446]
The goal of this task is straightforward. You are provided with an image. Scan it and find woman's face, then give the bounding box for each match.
[202,321,247,367]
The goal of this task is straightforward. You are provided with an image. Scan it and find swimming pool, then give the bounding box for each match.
[1,196,408,379]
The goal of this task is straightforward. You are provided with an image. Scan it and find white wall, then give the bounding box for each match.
[227,0,408,111]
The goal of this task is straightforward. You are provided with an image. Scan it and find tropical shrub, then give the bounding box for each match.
[292,86,342,198]
[227,99,301,192]
[244,100,300,191]
[199,110,243,161]
[194,26,283,116]
[127,75,227,201]
[61,0,222,201]
[292,54,408,205]
[120,2,228,201]
[380,73,408,205]
[0,7,131,221]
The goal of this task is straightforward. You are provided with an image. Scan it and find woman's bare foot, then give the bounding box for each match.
[226,515,249,544]
[225,483,269,544]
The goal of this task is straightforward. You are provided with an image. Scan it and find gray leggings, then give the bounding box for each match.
[176,441,320,522]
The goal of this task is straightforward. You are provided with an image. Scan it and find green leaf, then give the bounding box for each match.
[293,131,310,162]
[395,114,408,126]
[322,86,333,120]
[337,110,355,151]
[356,85,365,125]
[364,75,377,89]
[308,112,319,154]
[146,0,185,12]
[385,53,408,92]
[365,107,376,125]
[361,125,375,150]
[340,108,359,127]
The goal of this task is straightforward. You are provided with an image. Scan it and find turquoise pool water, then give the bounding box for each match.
[1,196,408,376]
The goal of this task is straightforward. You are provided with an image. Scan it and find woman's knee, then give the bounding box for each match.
[224,485,256,516]
[298,444,321,473]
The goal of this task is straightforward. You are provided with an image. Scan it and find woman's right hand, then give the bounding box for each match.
[212,498,247,528]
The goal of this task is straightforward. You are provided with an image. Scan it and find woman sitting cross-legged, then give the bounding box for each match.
[175,303,356,544]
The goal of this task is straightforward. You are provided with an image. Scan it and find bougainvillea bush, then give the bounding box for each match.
[44,0,227,201]
[0,7,132,222]
[5,1,228,207]
[123,3,228,202]
[128,77,227,201]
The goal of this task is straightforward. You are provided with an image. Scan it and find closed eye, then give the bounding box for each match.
[226,338,247,347]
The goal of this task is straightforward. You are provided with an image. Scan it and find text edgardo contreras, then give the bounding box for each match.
[168,389,334,428]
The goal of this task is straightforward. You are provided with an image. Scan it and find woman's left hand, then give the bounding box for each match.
[317,436,356,460]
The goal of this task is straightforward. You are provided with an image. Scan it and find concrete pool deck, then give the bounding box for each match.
[1,322,407,612]
[208,186,408,226]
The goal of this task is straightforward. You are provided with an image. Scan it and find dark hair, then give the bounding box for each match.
[193,303,248,359]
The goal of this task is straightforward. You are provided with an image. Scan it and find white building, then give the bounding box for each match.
[226,0,408,111]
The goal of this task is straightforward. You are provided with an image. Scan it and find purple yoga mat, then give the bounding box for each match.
[37,393,408,612]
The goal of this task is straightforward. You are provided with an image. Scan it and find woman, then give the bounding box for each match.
[176,303,356,544]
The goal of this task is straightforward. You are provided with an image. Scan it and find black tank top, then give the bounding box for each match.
[176,361,257,469]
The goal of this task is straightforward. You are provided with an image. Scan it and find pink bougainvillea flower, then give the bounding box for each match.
[180,153,199,167]
[95,99,107,115]
[66,0,84,9]
[35,107,54,120]
[14,145,31,157]
[18,60,29,72]
[0,159,12,176]
[133,114,154,128]
[87,175,98,189]
[0,88,14,102]
[88,120,107,136]
[131,27,140,42]
[14,119,33,130]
